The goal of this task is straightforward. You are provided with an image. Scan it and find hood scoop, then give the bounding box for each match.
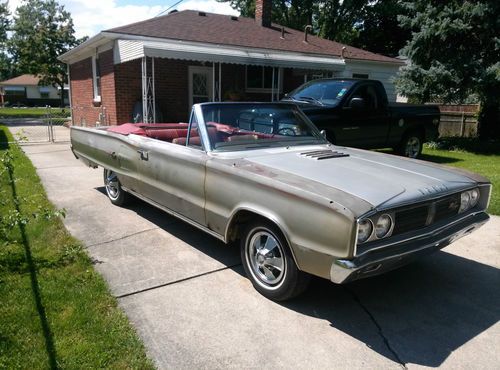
[300,149,349,160]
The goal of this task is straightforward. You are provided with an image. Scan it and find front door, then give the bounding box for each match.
[189,66,213,111]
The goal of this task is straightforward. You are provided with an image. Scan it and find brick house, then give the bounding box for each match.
[59,1,403,126]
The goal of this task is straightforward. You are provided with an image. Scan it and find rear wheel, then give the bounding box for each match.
[398,131,423,158]
[103,168,129,206]
[240,221,310,301]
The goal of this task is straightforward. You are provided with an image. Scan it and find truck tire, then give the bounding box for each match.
[103,168,129,206]
[240,220,310,301]
[398,131,423,159]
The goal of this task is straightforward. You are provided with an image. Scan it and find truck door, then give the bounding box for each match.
[339,83,389,148]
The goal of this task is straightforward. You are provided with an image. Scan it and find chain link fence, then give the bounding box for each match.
[2,106,108,144]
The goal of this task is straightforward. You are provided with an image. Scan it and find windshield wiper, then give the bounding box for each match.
[294,96,324,106]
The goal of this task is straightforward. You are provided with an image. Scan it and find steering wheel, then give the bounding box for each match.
[276,127,296,136]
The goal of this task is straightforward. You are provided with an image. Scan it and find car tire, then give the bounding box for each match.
[103,168,129,206]
[240,220,310,301]
[399,131,423,158]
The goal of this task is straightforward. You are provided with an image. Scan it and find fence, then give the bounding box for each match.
[438,104,479,138]
[3,106,108,144]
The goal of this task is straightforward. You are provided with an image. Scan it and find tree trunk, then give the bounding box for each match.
[478,96,500,140]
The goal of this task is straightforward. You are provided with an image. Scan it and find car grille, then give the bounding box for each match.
[392,194,461,236]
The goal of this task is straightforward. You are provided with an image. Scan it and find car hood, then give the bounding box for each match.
[241,145,480,210]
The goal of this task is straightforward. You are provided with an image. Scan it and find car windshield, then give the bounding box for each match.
[287,80,355,106]
[200,103,327,151]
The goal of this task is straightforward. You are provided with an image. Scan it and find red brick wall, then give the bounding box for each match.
[69,49,117,126]
[114,58,142,124]
[70,51,312,126]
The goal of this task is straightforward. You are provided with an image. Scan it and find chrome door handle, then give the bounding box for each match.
[137,149,148,160]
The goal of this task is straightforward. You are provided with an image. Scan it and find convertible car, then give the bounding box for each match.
[71,102,491,301]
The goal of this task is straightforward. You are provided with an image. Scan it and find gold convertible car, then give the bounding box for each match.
[71,102,491,301]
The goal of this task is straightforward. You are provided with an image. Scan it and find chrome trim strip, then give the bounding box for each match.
[122,186,226,242]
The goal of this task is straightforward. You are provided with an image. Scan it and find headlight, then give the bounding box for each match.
[469,188,480,207]
[375,214,392,238]
[459,188,480,213]
[357,219,373,244]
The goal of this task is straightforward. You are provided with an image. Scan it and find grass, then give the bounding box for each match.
[0,125,154,369]
[0,107,70,119]
[420,138,500,215]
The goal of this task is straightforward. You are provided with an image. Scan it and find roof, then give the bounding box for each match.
[105,10,401,64]
[0,74,40,86]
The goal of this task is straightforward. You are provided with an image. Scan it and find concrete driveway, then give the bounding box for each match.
[17,136,500,369]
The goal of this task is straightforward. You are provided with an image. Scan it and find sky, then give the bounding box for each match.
[7,0,240,39]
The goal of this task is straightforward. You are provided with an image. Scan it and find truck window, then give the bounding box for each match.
[349,85,379,110]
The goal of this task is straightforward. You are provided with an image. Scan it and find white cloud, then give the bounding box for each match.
[7,0,240,39]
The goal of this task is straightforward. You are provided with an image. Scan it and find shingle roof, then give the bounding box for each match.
[0,74,40,86]
[106,10,401,64]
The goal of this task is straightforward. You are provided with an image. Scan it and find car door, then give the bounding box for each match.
[338,83,389,148]
[131,121,208,226]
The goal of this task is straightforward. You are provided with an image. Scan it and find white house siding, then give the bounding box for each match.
[25,85,60,99]
[340,61,401,102]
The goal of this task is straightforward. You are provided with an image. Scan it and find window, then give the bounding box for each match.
[4,87,26,97]
[39,87,50,99]
[187,110,202,149]
[350,84,379,109]
[92,55,101,101]
[245,66,281,92]
[352,73,369,79]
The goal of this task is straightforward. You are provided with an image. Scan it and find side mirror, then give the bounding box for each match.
[320,130,327,139]
[349,97,365,109]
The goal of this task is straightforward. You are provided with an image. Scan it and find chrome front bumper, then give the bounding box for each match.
[330,211,490,284]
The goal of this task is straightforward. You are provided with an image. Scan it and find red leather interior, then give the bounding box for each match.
[107,123,147,136]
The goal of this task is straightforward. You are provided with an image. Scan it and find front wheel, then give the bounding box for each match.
[103,168,129,206]
[240,221,310,301]
[398,132,423,158]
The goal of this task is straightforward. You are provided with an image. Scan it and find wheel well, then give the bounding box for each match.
[226,210,278,243]
[404,126,425,142]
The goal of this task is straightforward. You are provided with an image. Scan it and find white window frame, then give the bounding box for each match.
[245,66,283,93]
[92,55,101,102]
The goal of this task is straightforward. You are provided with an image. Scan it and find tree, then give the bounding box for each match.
[352,0,411,57]
[0,0,11,81]
[219,0,367,44]
[9,0,84,107]
[396,1,500,139]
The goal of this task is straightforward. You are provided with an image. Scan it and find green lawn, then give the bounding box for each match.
[0,107,70,118]
[0,126,153,369]
[420,139,499,215]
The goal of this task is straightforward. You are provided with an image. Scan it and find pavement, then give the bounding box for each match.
[8,125,500,369]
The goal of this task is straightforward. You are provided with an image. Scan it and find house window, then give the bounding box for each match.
[4,87,26,97]
[352,73,369,79]
[245,66,281,92]
[39,87,50,99]
[92,55,101,101]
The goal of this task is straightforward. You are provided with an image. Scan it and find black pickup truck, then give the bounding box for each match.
[283,79,440,158]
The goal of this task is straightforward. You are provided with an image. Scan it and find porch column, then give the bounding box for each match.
[141,56,156,123]
[212,62,222,102]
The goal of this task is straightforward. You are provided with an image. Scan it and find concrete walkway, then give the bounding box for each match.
[15,138,500,369]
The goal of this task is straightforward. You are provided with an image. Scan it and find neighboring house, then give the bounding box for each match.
[59,0,403,125]
[0,74,69,107]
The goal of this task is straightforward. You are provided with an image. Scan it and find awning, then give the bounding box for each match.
[39,86,51,93]
[3,86,25,91]
[115,39,346,71]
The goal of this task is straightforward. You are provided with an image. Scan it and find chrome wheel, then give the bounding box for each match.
[104,169,120,200]
[246,230,286,288]
[404,136,421,158]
